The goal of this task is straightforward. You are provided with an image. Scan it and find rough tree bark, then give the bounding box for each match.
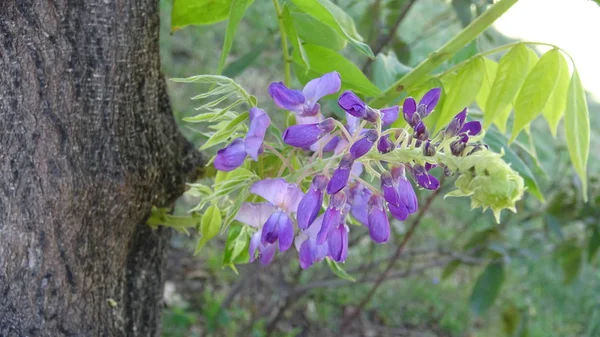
[0,1,201,336]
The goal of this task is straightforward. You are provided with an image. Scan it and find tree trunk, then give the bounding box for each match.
[0,1,200,336]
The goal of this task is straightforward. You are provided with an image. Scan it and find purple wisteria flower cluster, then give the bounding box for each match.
[212,72,484,269]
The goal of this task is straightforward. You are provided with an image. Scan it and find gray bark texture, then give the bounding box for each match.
[0,1,201,336]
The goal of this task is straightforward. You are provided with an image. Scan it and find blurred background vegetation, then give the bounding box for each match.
[158,0,600,336]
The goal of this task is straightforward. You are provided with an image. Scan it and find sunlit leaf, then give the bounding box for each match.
[290,0,374,57]
[171,0,254,30]
[542,50,570,136]
[477,58,512,132]
[223,223,250,266]
[511,49,561,141]
[292,44,381,96]
[217,0,250,74]
[485,44,535,130]
[291,11,347,51]
[282,5,310,70]
[470,262,505,316]
[436,56,485,131]
[564,68,590,200]
[195,205,222,254]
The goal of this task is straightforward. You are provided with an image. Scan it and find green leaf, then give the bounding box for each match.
[485,44,535,130]
[326,258,356,282]
[542,51,570,136]
[564,68,590,201]
[511,49,561,141]
[200,111,249,150]
[469,262,505,316]
[290,0,374,57]
[291,11,347,51]
[477,58,513,133]
[217,0,250,74]
[588,226,600,263]
[436,56,485,131]
[171,0,254,30]
[442,260,461,280]
[223,223,250,266]
[222,45,263,78]
[373,52,413,90]
[283,5,310,70]
[556,240,582,284]
[195,205,222,254]
[484,128,544,201]
[292,44,381,96]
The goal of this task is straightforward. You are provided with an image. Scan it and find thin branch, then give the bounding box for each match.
[362,0,419,73]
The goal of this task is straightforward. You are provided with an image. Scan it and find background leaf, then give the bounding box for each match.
[217,0,251,74]
[511,49,561,141]
[291,11,347,51]
[292,44,381,96]
[290,0,374,57]
[556,240,582,284]
[469,262,505,316]
[564,68,590,200]
[373,52,413,90]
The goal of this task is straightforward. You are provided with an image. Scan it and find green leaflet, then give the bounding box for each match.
[282,5,310,70]
[291,11,347,51]
[564,68,590,201]
[290,0,374,57]
[511,49,561,141]
[292,44,381,97]
[477,58,512,133]
[484,44,534,130]
[195,205,222,254]
[222,223,251,268]
[171,0,254,30]
[469,262,505,316]
[436,56,485,132]
[218,0,252,74]
[542,51,570,136]
[326,258,356,282]
[199,111,249,150]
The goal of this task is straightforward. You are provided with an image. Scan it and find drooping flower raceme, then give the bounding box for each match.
[192,72,524,270]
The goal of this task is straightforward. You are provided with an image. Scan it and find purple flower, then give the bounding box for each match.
[403,88,441,127]
[214,138,247,171]
[327,153,354,194]
[368,195,390,244]
[236,179,304,264]
[349,130,378,159]
[445,108,482,138]
[214,108,271,171]
[392,165,418,214]
[283,118,335,148]
[381,172,400,206]
[297,175,328,230]
[338,91,366,118]
[460,121,482,136]
[327,223,349,262]
[413,121,429,141]
[295,215,329,269]
[377,135,394,154]
[317,192,346,244]
[269,72,341,117]
[338,90,399,125]
[348,183,371,226]
[412,164,440,190]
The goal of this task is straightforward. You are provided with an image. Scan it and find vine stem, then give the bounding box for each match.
[272,0,292,86]
[368,0,520,108]
[339,182,444,331]
[263,143,294,172]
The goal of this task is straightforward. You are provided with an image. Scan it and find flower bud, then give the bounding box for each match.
[327,153,354,194]
[367,195,390,244]
[377,135,394,154]
[423,140,436,156]
[350,130,378,159]
[338,91,366,118]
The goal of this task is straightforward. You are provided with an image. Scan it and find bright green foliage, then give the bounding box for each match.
[217,0,251,74]
[292,44,381,96]
[436,56,485,131]
[326,258,356,282]
[564,69,590,201]
[511,49,562,141]
[196,205,223,254]
[477,58,512,133]
[484,44,534,129]
[542,50,570,136]
[171,0,254,30]
[470,262,505,316]
[290,0,374,57]
[222,223,251,270]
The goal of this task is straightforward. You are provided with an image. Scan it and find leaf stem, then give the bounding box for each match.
[368,0,519,108]
[272,0,292,86]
